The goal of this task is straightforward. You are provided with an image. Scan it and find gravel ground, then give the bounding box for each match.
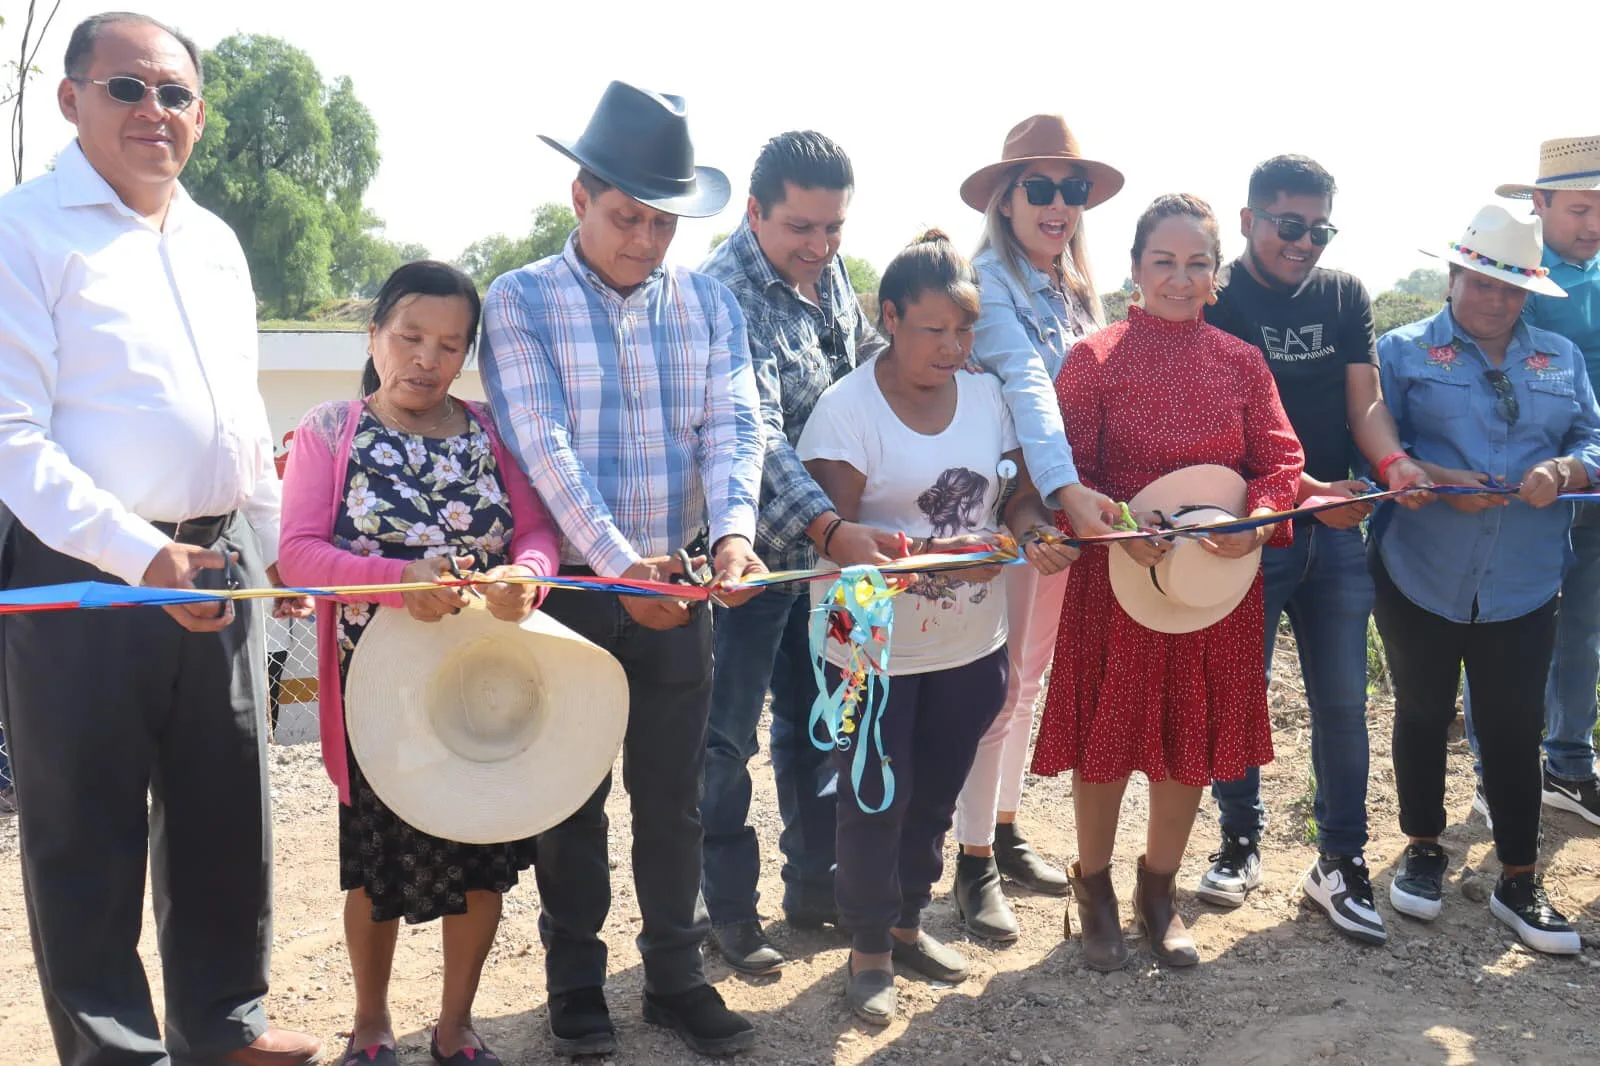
[1,629,1597,1065]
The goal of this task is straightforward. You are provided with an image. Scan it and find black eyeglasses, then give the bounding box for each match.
[1015,176,1094,208]
[75,76,199,113]
[1484,369,1519,425]
[1252,208,1338,247]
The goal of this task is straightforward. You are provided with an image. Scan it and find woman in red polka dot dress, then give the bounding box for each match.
[1032,194,1303,970]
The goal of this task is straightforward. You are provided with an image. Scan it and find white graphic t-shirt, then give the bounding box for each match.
[797,360,1019,675]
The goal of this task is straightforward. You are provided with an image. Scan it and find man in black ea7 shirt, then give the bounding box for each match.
[1196,156,1430,946]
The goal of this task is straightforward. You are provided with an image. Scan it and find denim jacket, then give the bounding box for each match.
[1376,307,1600,622]
[970,247,1093,506]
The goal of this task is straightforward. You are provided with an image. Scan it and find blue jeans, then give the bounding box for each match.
[700,589,836,926]
[1212,523,1374,857]
[1465,505,1600,781]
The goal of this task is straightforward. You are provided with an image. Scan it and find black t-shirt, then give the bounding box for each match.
[1206,260,1378,485]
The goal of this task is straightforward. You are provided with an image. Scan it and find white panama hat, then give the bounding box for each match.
[344,599,628,845]
[1421,204,1567,299]
[1107,465,1262,635]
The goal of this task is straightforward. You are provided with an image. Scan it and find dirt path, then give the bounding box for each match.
[1,633,1597,1065]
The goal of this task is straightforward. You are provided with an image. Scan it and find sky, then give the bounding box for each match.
[6,0,1596,295]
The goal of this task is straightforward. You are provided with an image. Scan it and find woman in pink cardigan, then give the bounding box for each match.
[279,262,558,1066]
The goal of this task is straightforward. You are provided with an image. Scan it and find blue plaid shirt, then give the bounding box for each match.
[700,219,886,571]
[479,234,763,577]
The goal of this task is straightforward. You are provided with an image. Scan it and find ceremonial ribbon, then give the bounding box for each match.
[4,484,1597,615]
[806,566,900,814]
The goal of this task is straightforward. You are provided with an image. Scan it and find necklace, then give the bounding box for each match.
[370,394,456,436]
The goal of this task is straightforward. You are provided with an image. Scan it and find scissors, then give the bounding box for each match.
[445,555,483,600]
[670,546,727,608]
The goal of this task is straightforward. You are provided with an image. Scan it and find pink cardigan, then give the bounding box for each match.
[277,398,559,804]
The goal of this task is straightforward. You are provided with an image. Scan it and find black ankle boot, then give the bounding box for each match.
[993,822,1070,896]
[953,852,1019,942]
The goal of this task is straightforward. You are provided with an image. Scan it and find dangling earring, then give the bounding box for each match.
[1206,288,1219,306]
[1129,287,1142,305]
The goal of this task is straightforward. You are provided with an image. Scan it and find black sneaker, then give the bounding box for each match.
[548,986,617,1058]
[711,921,786,976]
[1389,842,1448,921]
[1541,766,1600,828]
[1490,871,1582,955]
[642,984,756,1057]
[1301,854,1387,945]
[1196,834,1261,907]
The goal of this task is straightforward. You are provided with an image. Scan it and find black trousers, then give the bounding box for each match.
[0,519,272,1065]
[534,572,714,996]
[1370,551,1556,867]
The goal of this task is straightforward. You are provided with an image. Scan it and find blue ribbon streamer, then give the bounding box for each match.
[807,566,897,814]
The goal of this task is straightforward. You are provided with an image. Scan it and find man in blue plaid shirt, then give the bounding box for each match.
[697,132,900,976]
[479,82,766,1058]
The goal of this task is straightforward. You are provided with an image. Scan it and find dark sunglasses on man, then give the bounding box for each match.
[1015,176,1094,208]
[73,75,199,113]
[1252,207,1338,247]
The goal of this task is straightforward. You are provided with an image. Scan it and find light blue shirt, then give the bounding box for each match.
[970,247,1094,506]
[1524,243,1600,385]
[1376,307,1600,622]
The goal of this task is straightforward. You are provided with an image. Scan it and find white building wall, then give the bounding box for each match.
[257,331,487,444]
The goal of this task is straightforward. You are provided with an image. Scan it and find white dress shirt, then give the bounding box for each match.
[0,141,281,586]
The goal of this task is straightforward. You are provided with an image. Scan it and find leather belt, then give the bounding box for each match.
[151,512,235,547]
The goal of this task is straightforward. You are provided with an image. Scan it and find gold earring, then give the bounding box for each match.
[1206,289,1219,306]
[1129,287,1142,305]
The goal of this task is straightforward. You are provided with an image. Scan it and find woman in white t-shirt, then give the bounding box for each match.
[797,231,1077,1024]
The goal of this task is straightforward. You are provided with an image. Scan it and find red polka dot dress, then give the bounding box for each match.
[1030,307,1305,787]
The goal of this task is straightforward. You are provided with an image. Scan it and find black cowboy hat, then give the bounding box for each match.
[539,80,730,219]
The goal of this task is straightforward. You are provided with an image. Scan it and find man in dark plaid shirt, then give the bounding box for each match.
[697,132,900,975]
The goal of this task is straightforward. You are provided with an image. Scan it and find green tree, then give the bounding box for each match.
[1393,267,1448,302]
[707,231,729,253]
[842,254,879,299]
[456,203,578,290]
[186,35,405,315]
[1373,290,1442,336]
[1101,277,1137,323]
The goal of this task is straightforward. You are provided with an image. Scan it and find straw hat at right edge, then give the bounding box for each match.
[1495,135,1600,199]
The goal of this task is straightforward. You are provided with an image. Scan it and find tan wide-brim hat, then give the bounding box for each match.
[1495,135,1600,199]
[345,598,629,845]
[960,114,1125,212]
[1420,204,1568,299]
[1107,465,1261,635]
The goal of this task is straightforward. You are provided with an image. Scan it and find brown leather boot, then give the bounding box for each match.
[1068,862,1129,971]
[1133,855,1199,967]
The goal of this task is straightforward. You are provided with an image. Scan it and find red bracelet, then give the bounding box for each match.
[1375,451,1411,486]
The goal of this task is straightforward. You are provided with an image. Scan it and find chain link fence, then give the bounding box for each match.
[265,614,323,746]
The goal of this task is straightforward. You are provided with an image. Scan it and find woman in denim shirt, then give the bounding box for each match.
[1373,206,1600,956]
[947,115,1124,940]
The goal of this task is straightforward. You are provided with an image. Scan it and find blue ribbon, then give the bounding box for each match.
[808,565,897,814]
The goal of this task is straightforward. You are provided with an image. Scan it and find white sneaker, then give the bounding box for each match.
[1196,835,1261,907]
[1301,855,1387,945]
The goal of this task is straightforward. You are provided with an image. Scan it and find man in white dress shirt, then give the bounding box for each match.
[0,13,319,1066]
